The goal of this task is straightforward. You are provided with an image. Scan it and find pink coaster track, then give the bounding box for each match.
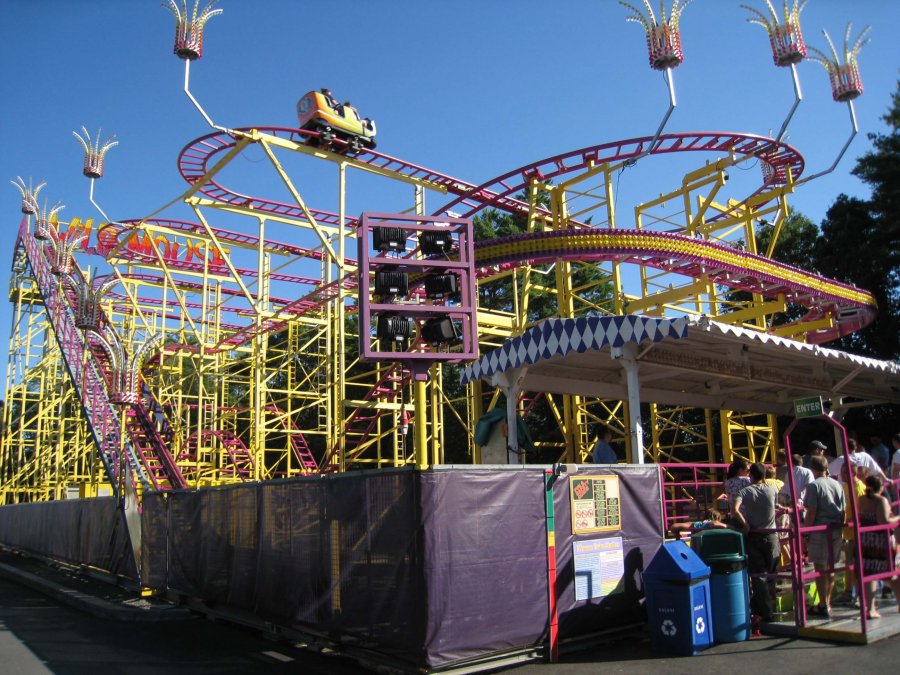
[177,129,802,223]
[171,126,871,345]
[436,131,803,219]
[177,127,480,225]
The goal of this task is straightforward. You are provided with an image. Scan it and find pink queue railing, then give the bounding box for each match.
[660,454,897,634]
[658,462,729,533]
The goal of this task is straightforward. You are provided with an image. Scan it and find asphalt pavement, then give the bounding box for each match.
[1,550,898,674]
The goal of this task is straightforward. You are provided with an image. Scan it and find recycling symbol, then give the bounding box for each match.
[695,616,706,634]
[661,619,677,636]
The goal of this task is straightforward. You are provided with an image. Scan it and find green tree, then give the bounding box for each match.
[812,83,900,434]
[815,82,900,360]
[756,209,820,270]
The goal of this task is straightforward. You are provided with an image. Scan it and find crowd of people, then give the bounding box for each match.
[669,432,900,626]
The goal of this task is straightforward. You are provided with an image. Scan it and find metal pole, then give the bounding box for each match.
[415,378,428,469]
[776,63,803,143]
[614,343,644,463]
[183,59,226,132]
[797,100,858,185]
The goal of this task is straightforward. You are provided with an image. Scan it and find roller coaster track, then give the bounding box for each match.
[436,131,803,219]
[177,127,481,221]
[166,126,873,470]
[10,226,187,494]
[100,218,331,264]
[6,126,870,481]
[319,361,411,472]
[172,127,871,340]
[473,228,875,344]
[38,126,863,478]
[182,404,317,476]
[263,405,318,474]
[177,129,802,224]
[62,261,186,491]
[15,220,149,495]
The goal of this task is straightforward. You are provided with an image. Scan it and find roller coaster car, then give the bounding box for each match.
[296,90,377,154]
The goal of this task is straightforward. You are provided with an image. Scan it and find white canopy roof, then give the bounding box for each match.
[460,315,900,415]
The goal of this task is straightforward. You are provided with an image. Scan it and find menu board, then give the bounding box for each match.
[570,475,621,534]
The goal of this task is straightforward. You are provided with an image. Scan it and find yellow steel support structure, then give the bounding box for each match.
[1,270,108,503]
[1,121,819,504]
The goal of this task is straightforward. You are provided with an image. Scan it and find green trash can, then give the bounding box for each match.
[691,530,750,642]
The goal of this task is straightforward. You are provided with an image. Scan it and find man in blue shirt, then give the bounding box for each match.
[592,426,618,464]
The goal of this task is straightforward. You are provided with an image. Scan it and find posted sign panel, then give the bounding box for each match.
[570,475,621,534]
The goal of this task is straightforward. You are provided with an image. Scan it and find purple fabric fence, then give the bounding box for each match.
[552,465,664,638]
[421,468,549,665]
[141,465,664,670]
[142,471,426,663]
[0,497,136,578]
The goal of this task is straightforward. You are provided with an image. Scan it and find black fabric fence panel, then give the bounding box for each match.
[142,471,426,665]
[139,466,664,670]
[0,498,136,578]
[552,465,663,639]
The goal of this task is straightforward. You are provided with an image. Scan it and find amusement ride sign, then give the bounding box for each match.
[793,395,824,419]
[569,474,621,534]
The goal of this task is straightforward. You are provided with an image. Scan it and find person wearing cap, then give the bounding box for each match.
[804,440,828,469]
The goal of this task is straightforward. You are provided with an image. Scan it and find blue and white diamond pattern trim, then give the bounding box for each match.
[460,315,689,384]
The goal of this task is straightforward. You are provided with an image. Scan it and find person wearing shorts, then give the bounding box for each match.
[803,455,846,618]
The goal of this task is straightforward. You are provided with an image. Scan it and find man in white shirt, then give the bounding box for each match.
[828,438,886,481]
[776,450,814,507]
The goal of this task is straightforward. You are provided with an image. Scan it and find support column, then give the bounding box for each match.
[415,378,428,470]
[613,343,644,464]
[494,367,526,465]
[506,384,521,465]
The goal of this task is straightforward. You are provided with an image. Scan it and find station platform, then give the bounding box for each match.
[765,594,900,645]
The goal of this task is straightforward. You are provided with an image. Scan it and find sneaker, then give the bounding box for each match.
[808,604,832,619]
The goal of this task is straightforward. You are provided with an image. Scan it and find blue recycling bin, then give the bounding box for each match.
[643,540,714,655]
[691,529,750,643]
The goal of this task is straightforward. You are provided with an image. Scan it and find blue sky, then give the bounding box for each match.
[1,0,898,396]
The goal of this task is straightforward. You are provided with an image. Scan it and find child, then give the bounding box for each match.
[670,509,729,537]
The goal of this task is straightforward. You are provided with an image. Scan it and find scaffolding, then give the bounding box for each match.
[0,2,880,504]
